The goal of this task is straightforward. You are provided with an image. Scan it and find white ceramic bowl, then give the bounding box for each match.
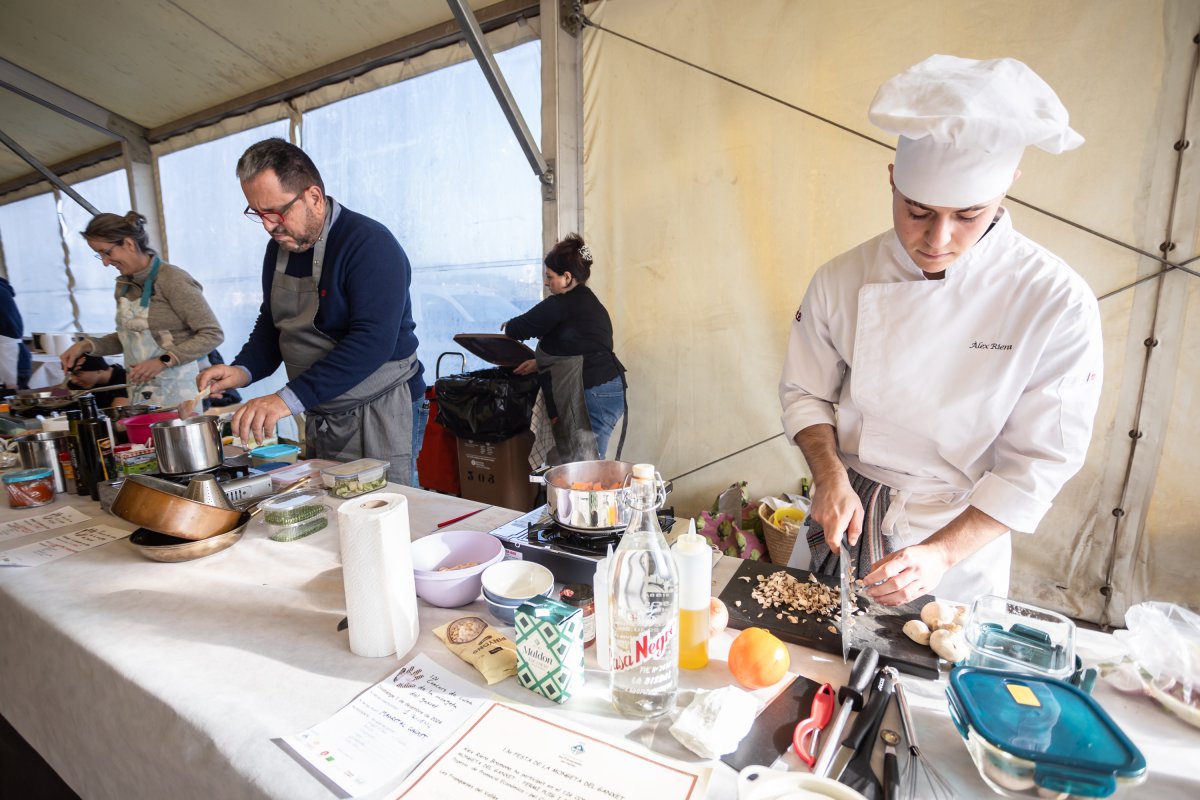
[480,560,555,604]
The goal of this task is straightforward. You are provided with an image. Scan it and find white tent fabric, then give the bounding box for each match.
[581,0,1199,624]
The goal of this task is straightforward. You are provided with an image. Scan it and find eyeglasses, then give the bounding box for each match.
[243,190,307,226]
[93,244,117,261]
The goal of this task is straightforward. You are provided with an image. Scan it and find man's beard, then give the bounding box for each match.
[272,205,323,253]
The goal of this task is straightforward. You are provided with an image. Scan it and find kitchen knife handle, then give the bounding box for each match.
[839,668,894,754]
[838,646,878,709]
[883,745,899,800]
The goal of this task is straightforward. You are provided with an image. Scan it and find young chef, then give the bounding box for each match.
[779,55,1103,605]
[197,139,423,483]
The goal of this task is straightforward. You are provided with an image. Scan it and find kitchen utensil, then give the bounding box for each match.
[436,507,487,528]
[835,666,892,777]
[880,729,900,800]
[410,530,505,608]
[812,647,878,777]
[793,682,836,767]
[111,473,243,540]
[832,667,894,799]
[736,766,868,800]
[183,474,236,510]
[532,460,671,534]
[13,430,72,493]
[963,594,1076,680]
[721,674,815,773]
[893,674,953,800]
[123,411,181,445]
[947,666,1147,799]
[840,532,853,663]
[127,514,249,562]
[716,560,938,678]
[151,415,224,474]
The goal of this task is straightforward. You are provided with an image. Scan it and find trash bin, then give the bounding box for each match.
[435,334,540,510]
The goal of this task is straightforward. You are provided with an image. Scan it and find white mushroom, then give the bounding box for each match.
[920,601,957,629]
[952,603,969,626]
[930,628,969,663]
[903,619,932,645]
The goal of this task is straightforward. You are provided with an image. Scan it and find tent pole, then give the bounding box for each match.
[0,128,98,216]
[540,0,584,255]
[446,0,553,187]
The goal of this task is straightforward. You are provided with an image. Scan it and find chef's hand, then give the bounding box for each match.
[812,473,864,554]
[59,341,91,373]
[860,506,1008,605]
[197,364,249,398]
[513,359,537,376]
[128,357,169,384]
[232,394,290,447]
[859,543,951,606]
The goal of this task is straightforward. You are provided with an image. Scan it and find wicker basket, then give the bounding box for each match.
[760,502,809,565]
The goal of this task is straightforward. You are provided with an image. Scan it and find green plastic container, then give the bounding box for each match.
[947,666,1146,798]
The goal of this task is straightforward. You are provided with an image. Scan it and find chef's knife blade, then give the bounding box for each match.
[839,531,853,663]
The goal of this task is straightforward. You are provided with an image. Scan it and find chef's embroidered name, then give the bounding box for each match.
[969,341,1013,351]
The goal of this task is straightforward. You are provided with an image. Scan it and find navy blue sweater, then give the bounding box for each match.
[233,204,421,409]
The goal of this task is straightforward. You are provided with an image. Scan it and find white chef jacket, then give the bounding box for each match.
[779,209,1102,601]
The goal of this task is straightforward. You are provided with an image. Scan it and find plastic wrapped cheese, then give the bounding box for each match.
[669,686,758,758]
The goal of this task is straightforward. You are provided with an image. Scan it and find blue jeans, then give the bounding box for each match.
[583,377,625,459]
[411,396,429,487]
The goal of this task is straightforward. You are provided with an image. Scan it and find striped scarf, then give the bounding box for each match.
[806,469,894,578]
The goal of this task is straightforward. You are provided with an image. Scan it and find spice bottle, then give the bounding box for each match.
[560,584,596,648]
[672,520,712,669]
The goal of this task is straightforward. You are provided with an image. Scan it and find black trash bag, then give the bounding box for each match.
[434,368,539,443]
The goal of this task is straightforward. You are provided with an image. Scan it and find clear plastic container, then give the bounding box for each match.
[3,467,56,508]
[964,595,1076,680]
[320,458,390,499]
[259,488,329,541]
[947,666,1146,798]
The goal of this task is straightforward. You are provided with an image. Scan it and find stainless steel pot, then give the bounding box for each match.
[151,416,223,475]
[13,430,72,492]
[531,460,671,535]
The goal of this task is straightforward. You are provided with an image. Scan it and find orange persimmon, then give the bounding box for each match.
[728,627,790,689]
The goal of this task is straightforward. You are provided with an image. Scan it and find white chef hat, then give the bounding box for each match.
[869,55,1084,208]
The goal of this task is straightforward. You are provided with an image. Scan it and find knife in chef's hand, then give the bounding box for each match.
[839,531,853,663]
[831,666,895,782]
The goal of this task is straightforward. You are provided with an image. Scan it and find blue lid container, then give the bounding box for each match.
[947,666,1146,798]
[3,467,53,483]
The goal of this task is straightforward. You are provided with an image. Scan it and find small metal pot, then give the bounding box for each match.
[13,430,72,493]
[151,416,224,475]
[531,460,671,535]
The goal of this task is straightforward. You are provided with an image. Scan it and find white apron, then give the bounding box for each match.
[780,210,1103,603]
[116,257,199,407]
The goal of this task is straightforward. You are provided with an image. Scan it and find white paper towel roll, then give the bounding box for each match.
[337,492,419,658]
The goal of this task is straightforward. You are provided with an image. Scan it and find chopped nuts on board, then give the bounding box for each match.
[749,571,839,618]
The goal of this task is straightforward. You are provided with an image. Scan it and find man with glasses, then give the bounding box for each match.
[198,138,423,483]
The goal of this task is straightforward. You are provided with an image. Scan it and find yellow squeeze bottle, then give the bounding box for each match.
[672,521,712,670]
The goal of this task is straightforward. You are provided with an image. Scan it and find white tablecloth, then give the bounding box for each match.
[0,486,1194,800]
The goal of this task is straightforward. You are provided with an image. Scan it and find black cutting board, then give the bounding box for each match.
[720,674,821,772]
[716,560,939,679]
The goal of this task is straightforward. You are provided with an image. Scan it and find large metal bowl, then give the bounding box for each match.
[533,460,671,534]
[127,513,249,562]
[111,474,243,540]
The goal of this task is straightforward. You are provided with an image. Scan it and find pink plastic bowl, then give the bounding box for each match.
[122,411,181,445]
[409,530,505,608]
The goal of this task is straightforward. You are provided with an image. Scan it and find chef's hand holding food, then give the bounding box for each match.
[230,394,291,448]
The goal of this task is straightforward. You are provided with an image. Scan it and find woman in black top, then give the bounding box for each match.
[503,234,625,462]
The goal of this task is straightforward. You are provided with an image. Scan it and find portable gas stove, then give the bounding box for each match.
[491,505,676,586]
[98,459,274,512]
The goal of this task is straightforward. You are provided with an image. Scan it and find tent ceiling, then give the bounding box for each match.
[0,0,536,194]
